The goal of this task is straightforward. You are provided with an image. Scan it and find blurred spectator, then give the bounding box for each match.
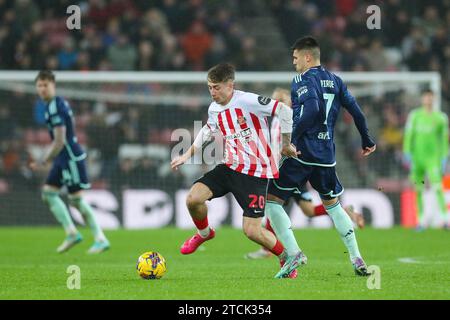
[181,20,213,70]
[87,113,123,183]
[405,40,430,71]
[401,27,428,60]
[107,34,137,70]
[75,51,91,71]
[235,36,261,71]
[379,107,403,154]
[205,35,228,69]
[364,39,390,71]
[137,41,157,70]
[14,0,40,32]
[121,108,142,143]
[0,105,16,142]
[420,6,442,37]
[335,0,357,17]
[131,157,159,188]
[339,38,367,71]
[430,26,447,64]
[157,34,186,70]
[111,158,135,189]
[159,0,183,32]
[386,9,411,46]
[57,37,78,70]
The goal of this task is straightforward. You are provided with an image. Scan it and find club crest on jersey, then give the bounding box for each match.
[237,116,247,125]
[258,96,271,105]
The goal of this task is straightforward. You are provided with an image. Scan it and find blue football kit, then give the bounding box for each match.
[269,65,375,200]
[44,96,90,193]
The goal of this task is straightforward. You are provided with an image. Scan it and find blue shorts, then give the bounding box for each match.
[268,157,343,201]
[45,158,91,194]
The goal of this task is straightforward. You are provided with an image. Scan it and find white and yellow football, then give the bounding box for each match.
[136,251,167,280]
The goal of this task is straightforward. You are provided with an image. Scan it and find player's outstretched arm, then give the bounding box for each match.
[347,103,376,157]
[340,82,376,156]
[171,124,212,170]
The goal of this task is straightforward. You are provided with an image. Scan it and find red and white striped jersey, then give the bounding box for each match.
[206,90,280,179]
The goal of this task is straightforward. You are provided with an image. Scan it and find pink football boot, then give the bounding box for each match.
[180,228,216,254]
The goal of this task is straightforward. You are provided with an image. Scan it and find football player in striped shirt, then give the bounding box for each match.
[171,63,304,278]
[30,70,110,254]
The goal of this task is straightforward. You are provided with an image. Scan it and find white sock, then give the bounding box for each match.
[326,201,362,262]
[198,226,210,238]
[95,230,107,242]
[65,224,78,236]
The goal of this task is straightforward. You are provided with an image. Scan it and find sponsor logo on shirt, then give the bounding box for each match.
[297,86,308,97]
[318,131,331,140]
[225,128,252,141]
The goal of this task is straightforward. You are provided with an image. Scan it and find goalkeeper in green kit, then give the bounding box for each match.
[403,89,449,230]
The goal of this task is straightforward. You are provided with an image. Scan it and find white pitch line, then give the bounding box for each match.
[397,257,450,264]
[397,257,423,264]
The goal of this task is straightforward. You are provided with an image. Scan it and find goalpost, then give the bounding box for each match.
[0,71,442,228]
[0,71,441,107]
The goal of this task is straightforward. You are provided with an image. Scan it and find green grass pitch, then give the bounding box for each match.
[0,227,448,299]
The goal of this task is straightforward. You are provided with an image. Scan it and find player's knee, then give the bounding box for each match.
[322,197,338,208]
[41,189,58,204]
[186,193,204,210]
[41,191,50,204]
[68,195,82,209]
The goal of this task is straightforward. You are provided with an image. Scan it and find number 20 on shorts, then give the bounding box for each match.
[248,194,265,209]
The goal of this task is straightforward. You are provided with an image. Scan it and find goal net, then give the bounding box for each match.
[0,71,443,229]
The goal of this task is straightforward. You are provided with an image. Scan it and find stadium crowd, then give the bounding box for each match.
[0,0,449,194]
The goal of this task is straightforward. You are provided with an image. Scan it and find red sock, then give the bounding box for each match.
[314,205,327,216]
[265,219,275,234]
[269,240,284,256]
[192,217,209,230]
